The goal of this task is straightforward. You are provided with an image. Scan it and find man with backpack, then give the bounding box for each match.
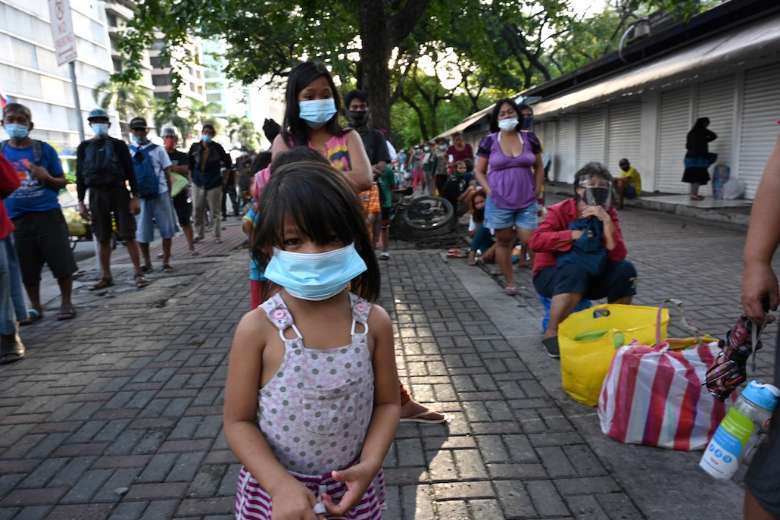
[77,109,148,289]
[2,102,77,321]
[188,123,231,243]
[127,117,174,272]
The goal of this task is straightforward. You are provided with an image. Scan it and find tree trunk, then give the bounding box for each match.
[359,0,392,131]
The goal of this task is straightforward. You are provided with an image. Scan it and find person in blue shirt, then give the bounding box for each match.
[1,103,77,322]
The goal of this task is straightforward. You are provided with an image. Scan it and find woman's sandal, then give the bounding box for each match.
[90,278,114,291]
[400,410,448,424]
[504,285,519,296]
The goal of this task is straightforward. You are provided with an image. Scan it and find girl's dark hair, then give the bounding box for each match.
[573,162,613,192]
[489,98,529,133]
[254,161,380,302]
[281,61,345,147]
[469,189,486,212]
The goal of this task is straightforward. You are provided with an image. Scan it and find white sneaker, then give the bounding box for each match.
[380,252,390,260]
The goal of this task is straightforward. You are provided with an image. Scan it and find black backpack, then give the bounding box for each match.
[82,138,124,188]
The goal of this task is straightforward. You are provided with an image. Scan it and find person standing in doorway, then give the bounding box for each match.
[682,117,717,201]
[162,127,197,256]
[189,123,232,243]
[475,99,544,296]
[77,109,149,289]
[2,102,78,320]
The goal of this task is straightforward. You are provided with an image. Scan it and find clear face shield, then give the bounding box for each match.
[578,177,613,209]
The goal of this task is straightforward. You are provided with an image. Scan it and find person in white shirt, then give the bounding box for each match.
[128,117,174,272]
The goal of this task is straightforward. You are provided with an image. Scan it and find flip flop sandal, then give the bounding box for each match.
[56,306,77,321]
[141,265,153,274]
[504,285,519,296]
[90,278,114,291]
[135,274,150,288]
[19,309,42,326]
[161,265,174,273]
[400,411,448,424]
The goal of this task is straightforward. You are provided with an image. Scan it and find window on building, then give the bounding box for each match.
[107,14,118,27]
[112,58,122,73]
[153,75,171,87]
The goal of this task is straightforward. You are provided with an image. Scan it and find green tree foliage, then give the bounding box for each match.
[226,116,261,151]
[93,78,153,137]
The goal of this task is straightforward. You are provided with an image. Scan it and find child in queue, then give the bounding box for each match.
[243,147,329,309]
[466,189,495,266]
[224,160,400,519]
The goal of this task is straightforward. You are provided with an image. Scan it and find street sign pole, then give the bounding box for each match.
[68,62,85,142]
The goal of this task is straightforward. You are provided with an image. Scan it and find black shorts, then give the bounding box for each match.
[533,260,638,302]
[380,206,391,222]
[12,209,78,285]
[89,187,136,242]
[172,190,192,228]
[745,409,780,515]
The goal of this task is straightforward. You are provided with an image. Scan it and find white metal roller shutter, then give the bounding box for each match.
[577,110,606,165]
[606,103,642,173]
[696,75,736,170]
[739,63,780,199]
[557,116,577,183]
[656,88,691,193]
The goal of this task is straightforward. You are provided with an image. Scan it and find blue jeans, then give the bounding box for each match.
[0,236,27,335]
[470,224,494,253]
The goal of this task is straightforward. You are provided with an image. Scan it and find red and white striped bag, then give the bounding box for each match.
[598,301,733,451]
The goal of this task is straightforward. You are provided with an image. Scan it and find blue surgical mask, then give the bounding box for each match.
[4,123,29,140]
[498,118,518,132]
[299,98,337,128]
[201,134,212,143]
[130,135,143,146]
[92,123,109,137]
[264,243,367,301]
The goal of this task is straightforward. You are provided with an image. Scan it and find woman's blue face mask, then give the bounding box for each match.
[299,98,337,128]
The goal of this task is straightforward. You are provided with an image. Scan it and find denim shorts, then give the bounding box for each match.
[485,197,538,231]
[136,195,176,243]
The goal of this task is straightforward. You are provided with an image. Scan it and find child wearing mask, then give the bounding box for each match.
[225,161,400,519]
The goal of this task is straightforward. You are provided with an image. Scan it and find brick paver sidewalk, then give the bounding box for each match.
[0,204,766,519]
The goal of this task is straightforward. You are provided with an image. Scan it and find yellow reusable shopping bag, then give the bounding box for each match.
[559,304,669,406]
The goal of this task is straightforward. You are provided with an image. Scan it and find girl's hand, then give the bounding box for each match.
[270,482,320,520]
[321,461,377,515]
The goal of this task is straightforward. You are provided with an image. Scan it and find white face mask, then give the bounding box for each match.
[498,118,518,132]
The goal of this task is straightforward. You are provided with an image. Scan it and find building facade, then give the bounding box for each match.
[0,0,115,152]
[440,0,780,200]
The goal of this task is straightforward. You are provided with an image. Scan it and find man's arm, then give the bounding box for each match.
[75,142,87,202]
[220,144,233,169]
[116,140,138,196]
[742,136,780,320]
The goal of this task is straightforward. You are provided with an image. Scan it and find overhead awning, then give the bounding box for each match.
[533,13,780,117]
[435,104,493,139]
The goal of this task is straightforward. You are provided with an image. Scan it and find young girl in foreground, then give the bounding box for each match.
[224,161,400,519]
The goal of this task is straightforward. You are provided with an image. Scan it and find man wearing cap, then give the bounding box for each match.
[77,109,149,289]
[127,117,174,272]
[2,102,78,321]
[188,123,231,243]
[161,127,197,256]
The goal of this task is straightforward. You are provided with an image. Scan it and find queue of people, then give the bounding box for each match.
[3,56,774,519]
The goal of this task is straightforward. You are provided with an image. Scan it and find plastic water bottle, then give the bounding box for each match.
[699,381,780,479]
